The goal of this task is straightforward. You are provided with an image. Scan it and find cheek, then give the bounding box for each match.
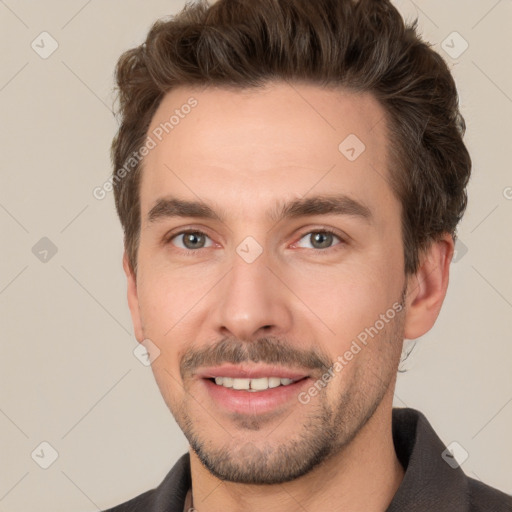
[135,262,221,381]
[280,257,400,343]
[134,281,183,384]
[136,259,211,335]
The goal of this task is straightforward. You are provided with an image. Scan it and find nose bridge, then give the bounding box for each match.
[214,243,292,339]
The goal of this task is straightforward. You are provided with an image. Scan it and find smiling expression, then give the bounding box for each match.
[125,81,410,483]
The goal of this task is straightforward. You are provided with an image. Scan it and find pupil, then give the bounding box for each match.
[182,233,332,250]
[312,232,332,249]
[185,233,204,249]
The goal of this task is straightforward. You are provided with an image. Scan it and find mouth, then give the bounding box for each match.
[196,364,312,415]
[209,375,304,392]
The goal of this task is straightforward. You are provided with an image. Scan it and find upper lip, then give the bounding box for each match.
[196,364,310,380]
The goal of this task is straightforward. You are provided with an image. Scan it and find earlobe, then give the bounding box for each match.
[403,234,454,340]
[123,251,144,342]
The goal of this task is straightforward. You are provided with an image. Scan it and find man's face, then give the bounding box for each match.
[127,82,409,484]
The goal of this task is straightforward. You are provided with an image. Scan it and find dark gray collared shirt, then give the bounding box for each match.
[104,408,512,511]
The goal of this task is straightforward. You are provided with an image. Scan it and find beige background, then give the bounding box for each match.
[1,1,511,510]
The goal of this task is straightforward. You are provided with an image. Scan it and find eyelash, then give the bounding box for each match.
[165,228,346,256]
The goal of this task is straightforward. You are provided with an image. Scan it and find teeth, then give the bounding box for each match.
[268,377,281,388]
[250,377,269,390]
[215,376,233,387]
[213,376,298,391]
[232,378,250,390]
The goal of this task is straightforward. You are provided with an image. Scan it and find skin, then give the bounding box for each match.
[124,82,454,512]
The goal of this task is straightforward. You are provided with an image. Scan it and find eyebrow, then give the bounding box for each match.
[147,194,373,225]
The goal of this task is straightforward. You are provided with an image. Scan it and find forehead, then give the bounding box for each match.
[140,82,395,221]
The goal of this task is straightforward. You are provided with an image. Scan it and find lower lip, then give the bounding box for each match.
[202,378,311,415]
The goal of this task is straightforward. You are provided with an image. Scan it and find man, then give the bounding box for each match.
[105,0,512,510]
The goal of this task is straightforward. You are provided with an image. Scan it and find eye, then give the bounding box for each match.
[166,228,344,253]
[169,230,214,251]
[294,230,344,250]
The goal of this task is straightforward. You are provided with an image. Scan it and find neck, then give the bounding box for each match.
[189,395,404,512]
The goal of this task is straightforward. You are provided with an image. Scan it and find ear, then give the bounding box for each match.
[123,251,144,342]
[403,233,455,340]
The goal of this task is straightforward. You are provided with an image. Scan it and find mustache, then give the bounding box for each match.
[180,337,332,379]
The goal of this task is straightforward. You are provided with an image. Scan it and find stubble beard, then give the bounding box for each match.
[161,291,406,485]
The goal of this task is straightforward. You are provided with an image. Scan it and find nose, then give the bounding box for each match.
[213,249,293,342]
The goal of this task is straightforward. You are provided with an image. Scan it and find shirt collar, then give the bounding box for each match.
[165,408,471,512]
[386,408,469,511]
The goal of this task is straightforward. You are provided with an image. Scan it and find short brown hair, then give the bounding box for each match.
[111,0,471,275]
